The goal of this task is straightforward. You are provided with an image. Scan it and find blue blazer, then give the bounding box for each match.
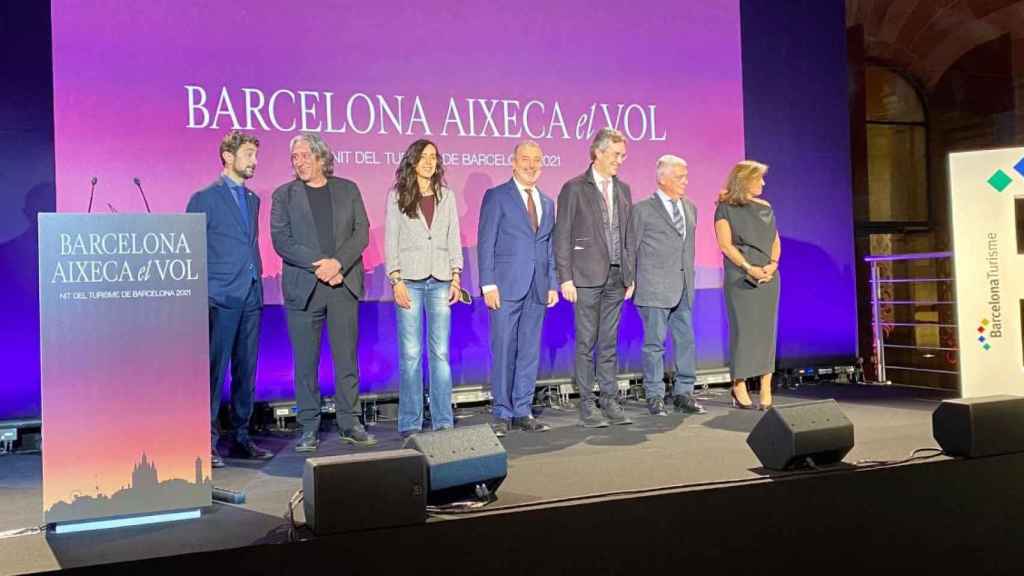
[477,178,557,302]
[187,177,263,309]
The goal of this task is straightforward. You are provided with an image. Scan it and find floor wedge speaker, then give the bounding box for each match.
[302,448,426,535]
[406,425,507,504]
[746,399,854,470]
[933,395,1024,457]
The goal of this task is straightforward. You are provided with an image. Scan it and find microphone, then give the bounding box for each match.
[133,177,152,213]
[87,176,97,213]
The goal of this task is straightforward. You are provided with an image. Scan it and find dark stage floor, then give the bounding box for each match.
[0,383,953,575]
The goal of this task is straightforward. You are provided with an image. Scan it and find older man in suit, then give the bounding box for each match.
[624,155,706,416]
[554,128,635,428]
[478,141,558,435]
[271,133,374,452]
[187,130,272,468]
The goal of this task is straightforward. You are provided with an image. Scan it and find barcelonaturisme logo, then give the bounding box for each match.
[979,159,1007,350]
[977,318,993,351]
[985,156,1024,193]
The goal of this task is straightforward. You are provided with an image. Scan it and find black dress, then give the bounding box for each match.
[714,201,780,380]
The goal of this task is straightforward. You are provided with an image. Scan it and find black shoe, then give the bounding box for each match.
[647,398,668,417]
[673,394,707,415]
[211,449,225,468]
[578,399,610,428]
[399,429,420,439]
[491,419,510,438]
[340,424,378,447]
[513,415,551,432]
[601,398,633,425]
[232,439,273,460]
[295,431,319,453]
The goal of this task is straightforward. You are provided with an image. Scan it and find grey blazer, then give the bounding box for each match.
[553,168,632,288]
[624,193,697,309]
[384,186,464,281]
[270,176,369,309]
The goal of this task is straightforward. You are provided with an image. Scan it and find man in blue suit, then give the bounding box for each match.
[478,141,558,435]
[187,131,271,468]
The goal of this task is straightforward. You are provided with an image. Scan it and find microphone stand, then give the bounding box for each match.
[87,177,97,213]
[133,177,152,213]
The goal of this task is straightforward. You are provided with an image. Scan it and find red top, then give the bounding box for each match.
[420,194,435,229]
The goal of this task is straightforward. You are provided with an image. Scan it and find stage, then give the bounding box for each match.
[8,382,1023,575]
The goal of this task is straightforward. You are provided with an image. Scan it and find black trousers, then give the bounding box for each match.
[285,282,361,433]
[573,265,626,404]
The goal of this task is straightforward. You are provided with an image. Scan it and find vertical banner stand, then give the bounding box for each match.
[38,214,211,532]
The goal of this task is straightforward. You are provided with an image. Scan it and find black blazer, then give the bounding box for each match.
[553,167,632,288]
[270,176,369,309]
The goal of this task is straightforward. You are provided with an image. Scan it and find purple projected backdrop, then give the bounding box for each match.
[51,1,744,298]
[51,0,748,397]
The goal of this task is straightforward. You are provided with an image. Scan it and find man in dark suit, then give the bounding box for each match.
[270,133,374,452]
[554,128,635,427]
[478,141,558,436]
[624,155,706,417]
[187,130,272,468]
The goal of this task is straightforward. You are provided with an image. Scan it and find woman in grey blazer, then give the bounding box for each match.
[385,139,463,436]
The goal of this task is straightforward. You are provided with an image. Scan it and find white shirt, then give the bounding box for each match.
[591,167,614,222]
[481,179,543,294]
[655,189,686,241]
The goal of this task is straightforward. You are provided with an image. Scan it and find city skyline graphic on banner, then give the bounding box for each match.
[46,452,211,522]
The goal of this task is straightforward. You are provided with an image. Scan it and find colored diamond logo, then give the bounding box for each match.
[984,343,992,351]
[1014,157,1024,178]
[978,335,986,343]
[981,319,990,326]
[977,326,985,333]
[988,170,1012,192]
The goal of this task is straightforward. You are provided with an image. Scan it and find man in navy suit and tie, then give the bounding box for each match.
[187,131,272,468]
[478,141,558,435]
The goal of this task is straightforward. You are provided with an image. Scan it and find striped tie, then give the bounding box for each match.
[671,200,685,239]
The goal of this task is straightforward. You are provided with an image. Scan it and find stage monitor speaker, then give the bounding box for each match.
[302,448,426,535]
[746,399,854,470]
[933,395,1024,458]
[406,424,507,504]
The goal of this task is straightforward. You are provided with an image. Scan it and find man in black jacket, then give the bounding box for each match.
[554,128,635,428]
[270,133,375,452]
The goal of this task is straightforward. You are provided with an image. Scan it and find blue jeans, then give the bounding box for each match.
[396,277,454,432]
[638,301,696,400]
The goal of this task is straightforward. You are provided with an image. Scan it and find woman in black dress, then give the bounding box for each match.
[714,161,780,410]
